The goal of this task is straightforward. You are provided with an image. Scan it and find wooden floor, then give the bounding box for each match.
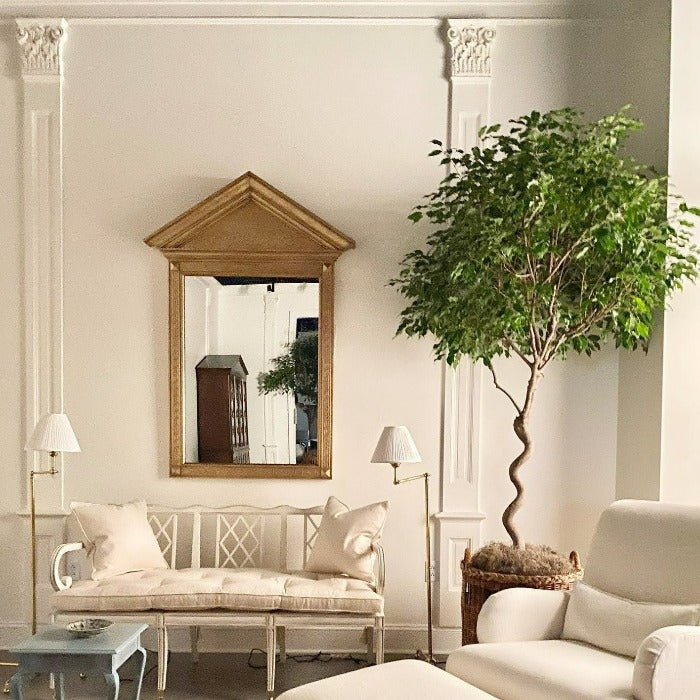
[0,651,388,699]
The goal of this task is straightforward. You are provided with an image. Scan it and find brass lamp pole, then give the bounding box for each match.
[25,413,81,634]
[372,426,436,664]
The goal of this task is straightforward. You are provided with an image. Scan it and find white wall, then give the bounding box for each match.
[0,4,672,650]
[660,0,700,504]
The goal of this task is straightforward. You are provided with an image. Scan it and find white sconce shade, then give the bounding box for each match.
[371,425,421,464]
[25,413,81,453]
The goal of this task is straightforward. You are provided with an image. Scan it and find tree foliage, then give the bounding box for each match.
[392,107,699,548]
[395,107,698,370]
[258,332,318,400]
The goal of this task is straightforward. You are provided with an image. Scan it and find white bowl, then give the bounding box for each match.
[66,619,113,638]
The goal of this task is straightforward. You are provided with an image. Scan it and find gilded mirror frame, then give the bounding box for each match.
[145,172,355,479]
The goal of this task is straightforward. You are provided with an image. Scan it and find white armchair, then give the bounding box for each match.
[446,500,700,700]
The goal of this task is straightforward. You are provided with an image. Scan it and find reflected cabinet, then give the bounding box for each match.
[145,172,355,479]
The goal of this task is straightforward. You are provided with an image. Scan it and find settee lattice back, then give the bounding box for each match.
[146,504,324,572]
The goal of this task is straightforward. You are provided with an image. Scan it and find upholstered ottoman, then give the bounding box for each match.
[276,659,497,699]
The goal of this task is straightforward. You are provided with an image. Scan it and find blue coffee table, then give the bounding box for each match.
[9,622,148,699]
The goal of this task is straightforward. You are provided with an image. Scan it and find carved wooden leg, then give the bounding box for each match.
[104,671,119,700]
[189,626,200,664]
[266,617,277,699]
[277,626,286,664]
[157,617,168,699]
[374,615,385,665]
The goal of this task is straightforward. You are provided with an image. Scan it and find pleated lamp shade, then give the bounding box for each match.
[371,426,421,464]
[26,413,81,453]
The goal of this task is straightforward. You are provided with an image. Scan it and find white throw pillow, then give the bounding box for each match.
[71,501,169,580]
[562,581,700,657]
[304,497,388,584]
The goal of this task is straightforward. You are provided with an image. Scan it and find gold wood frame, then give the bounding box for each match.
[145,172,354,479]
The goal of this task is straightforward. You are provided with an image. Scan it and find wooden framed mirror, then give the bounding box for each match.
[145,172,355,479]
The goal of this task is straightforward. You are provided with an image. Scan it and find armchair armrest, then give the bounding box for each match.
[476,588,570,643]
[633,625,700,700]
[372,542,385,595]
[50,542,85,591]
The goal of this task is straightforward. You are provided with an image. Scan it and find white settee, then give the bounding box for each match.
[50,504,385,699]
[447,499,700,699]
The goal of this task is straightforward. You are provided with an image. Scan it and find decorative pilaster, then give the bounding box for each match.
[435,21,496,629]
[16,19,68,515]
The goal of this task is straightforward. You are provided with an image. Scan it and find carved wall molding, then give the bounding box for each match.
[16,19,67,76]
[16,18,68,514]
[447,24,495,77]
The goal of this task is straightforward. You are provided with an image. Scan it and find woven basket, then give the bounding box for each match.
[461,547,583,645]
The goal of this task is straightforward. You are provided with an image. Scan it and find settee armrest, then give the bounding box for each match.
[50,542,85,591]
[372,542,385,595]
[476,587,570,643]
[633,625,700,700]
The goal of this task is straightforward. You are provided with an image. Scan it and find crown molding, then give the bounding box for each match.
[0,0,665,21]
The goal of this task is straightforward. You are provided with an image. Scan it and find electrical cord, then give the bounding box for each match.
[247,648,369,670]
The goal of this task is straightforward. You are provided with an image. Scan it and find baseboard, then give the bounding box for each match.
[1,622,462,655]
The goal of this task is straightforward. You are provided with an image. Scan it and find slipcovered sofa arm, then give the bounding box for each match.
[50,542,85,591]
[476,587,570,643]
[633,625,700,700]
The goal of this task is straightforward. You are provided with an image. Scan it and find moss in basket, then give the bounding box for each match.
[470,542,576,576]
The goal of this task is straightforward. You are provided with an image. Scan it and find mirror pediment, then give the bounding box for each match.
[145,171,354,259]
[145,172,354,480]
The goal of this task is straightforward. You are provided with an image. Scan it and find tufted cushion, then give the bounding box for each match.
[51,567,383,615]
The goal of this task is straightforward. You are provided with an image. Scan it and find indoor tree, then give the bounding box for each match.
[393,107,698,551]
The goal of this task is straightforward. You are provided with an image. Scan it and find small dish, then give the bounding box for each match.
[66,619,113,638]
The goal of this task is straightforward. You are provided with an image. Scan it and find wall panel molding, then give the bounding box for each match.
[16,17,67,514]
[435,19,493,629]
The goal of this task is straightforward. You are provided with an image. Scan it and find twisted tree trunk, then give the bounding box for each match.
[502,367,541,549]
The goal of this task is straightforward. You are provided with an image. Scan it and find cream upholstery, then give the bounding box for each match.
[305,497,388,584]
[633,626,700,700]
[447,640,634,700]
[563,582,700,657]
[477,588,569,643]
[584,500,700,604]
[52,567,383,614]
[277,659,497,700]
[447,500,700,700]
[71,501,168,579]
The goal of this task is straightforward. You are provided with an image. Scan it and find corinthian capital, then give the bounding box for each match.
[447,24,496,78]
[16,19,67,76]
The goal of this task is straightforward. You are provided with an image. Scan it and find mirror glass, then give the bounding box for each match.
[184,276,320,466]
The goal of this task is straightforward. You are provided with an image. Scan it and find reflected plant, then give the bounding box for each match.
[258,331,318,400]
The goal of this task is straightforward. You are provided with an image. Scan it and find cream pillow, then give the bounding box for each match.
[562,581,700,657]
[304,497,388,584]
[71,501,169,580]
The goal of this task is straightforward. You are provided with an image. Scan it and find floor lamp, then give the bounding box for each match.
[371,425,436,664]
[25,413,81,635]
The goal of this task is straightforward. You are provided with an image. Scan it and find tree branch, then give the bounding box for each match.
[488,363,523,414]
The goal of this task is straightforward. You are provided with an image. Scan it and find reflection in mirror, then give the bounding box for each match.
[184,276,320,466]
